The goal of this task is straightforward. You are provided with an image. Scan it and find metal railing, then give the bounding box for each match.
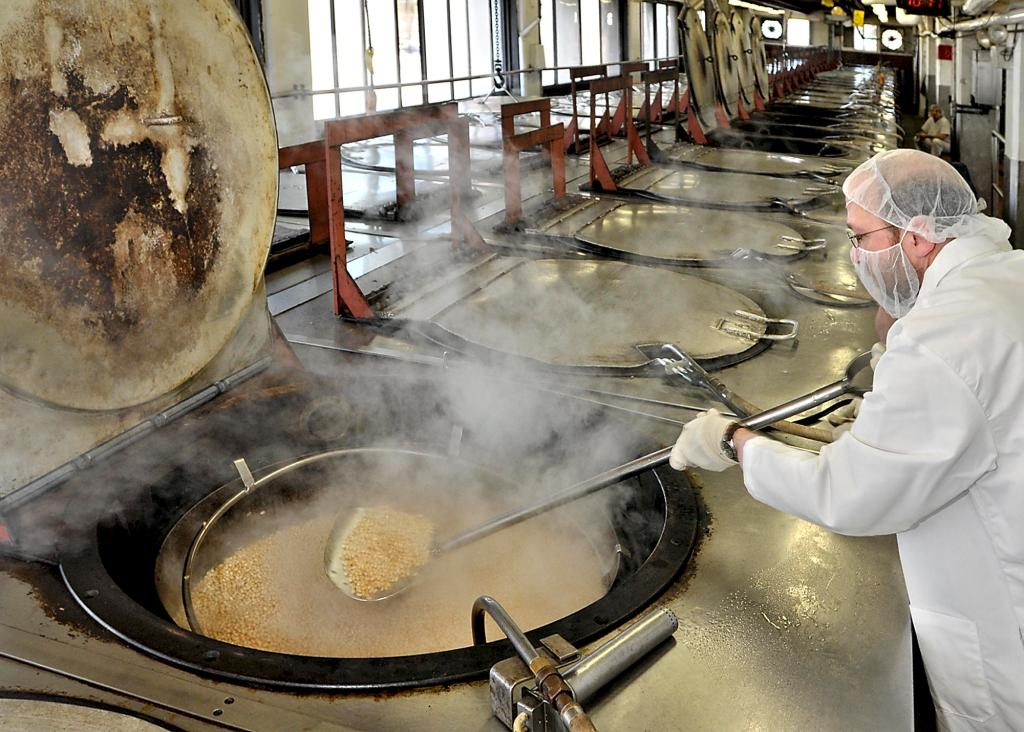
[991,130,1006,218]
[269,55,687,101]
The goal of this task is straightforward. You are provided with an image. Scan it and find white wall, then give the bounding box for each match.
[263,0,318,146]
[810,15,829,46]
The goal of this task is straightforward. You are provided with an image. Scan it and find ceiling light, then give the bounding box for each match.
[728,0,786,15]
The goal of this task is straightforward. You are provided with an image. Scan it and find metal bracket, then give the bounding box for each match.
[715,310,798,342]
[540,635,580,664]
[233,458,255,491]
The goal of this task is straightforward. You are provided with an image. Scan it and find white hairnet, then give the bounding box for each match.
[842,149,1010,243]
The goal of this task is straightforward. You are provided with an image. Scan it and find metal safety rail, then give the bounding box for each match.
[499,99,566,227]
[587,75,651,192]
[637,60,682,129]
[278,141,330,247]
[991,130,1006,219]
[320,103,487,318]
[641,67,686,153]
[565,65,610,155]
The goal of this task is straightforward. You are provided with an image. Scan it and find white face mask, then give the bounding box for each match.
[849,230,921,318]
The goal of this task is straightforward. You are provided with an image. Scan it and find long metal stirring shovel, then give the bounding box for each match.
[326,349,873,601]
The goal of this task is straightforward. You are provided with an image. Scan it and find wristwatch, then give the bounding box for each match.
[720,422,742,462]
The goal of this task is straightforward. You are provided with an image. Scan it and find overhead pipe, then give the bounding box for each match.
[940,8,1024,34]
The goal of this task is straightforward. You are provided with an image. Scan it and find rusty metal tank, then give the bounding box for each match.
[0,0,278,411]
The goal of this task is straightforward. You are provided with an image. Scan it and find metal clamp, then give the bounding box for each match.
[715,310,798,342]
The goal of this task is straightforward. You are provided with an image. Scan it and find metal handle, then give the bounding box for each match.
[563,608,678,703]
[777,235,827,252]
[802,185,839,195]
[738,380,849,431]
[438,446,672,554]
[737,350,872,431]
[715,310,798,342]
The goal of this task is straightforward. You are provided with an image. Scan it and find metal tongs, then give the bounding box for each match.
[655,344,873,431]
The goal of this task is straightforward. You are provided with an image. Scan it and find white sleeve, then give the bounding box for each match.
[740,340,997,536]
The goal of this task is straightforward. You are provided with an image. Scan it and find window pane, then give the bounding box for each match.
[641,2,654,60]
[334,0,365,112]
[600,0,620,63]
[541,0,555,85]
[581,0,601,65]
[450,0,471,98]
[468,0,492,95]
[556,0,581,83]
[367,0,399,109]
[398,0,422,106]
[656,3,667,58]
[308,0,337,119]
[339,91,363,116]
[423,0,452,101]
[668,5,679,56]
[787,18,810,47]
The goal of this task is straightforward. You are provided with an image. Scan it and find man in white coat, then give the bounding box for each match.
[671,149,1023,731]
[916,104,952,157]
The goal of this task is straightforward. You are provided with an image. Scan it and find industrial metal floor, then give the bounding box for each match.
[0,117,912,730]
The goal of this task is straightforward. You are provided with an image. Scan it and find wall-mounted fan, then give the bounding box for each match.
[881,28,904,50]
[761,18,783,39]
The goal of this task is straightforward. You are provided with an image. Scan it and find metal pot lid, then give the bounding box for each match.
[0,699,166,731]
[712,10,741,117]
[432,259,766,368]
[0,0,278,411]
[731,10,757,106]
[749,15,772,101]
[575,202,812,262]
[680,6,719,132]
[646,169,833,209]
[680,146,850,178]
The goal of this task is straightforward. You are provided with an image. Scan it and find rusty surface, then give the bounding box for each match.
[0,74,222,344]
[0,0,278,410]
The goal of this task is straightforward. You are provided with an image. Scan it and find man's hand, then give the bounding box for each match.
[669,409,738,472]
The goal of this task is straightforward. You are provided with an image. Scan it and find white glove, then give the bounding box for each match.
[869,341,885,370]
[670,408,738,472]
[827,397,861,426]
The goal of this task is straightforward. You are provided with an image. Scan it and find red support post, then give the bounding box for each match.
[500,98,566,226]
[279,141,331,245]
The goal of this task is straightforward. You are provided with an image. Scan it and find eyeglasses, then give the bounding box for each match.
[847,225,895,248]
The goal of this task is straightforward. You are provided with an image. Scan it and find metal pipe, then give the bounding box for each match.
[473,596,596,732]
[0,357,271,516]
[270,55,686,99]
[471,595,540,662]
[563,607,678,703]
[943,8,1024,33]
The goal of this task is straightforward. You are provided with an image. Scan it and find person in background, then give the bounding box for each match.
[670,149,1023,731]
[916,104,952,157]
